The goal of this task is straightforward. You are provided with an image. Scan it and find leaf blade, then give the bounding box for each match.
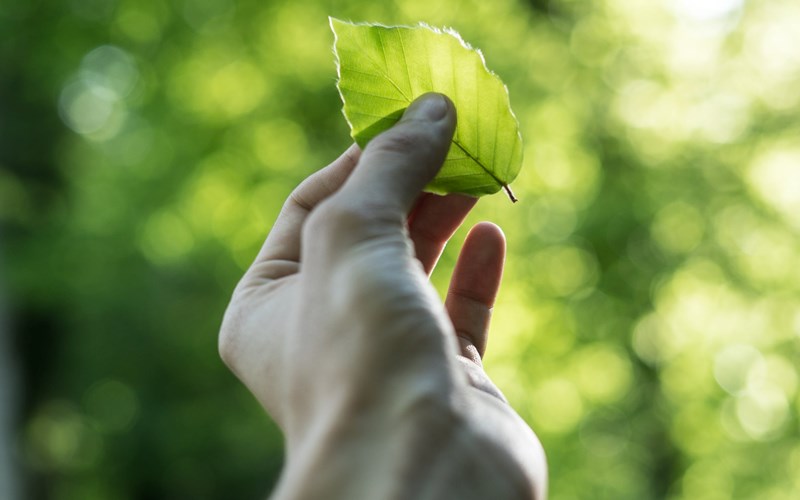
[331,18,523,199]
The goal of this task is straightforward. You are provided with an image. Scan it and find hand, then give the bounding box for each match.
[219,93,546,499]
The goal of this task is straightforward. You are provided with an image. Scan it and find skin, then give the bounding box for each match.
[219,93,547,499]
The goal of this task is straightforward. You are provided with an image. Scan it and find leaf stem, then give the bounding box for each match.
[503,184,518,203]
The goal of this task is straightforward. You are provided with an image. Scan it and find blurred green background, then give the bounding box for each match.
[2,0,799,498]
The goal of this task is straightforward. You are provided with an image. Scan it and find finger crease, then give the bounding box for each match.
[289,190,314,213]
[449,288,494,308]
[455,330,477,344]
[343,147,360,169]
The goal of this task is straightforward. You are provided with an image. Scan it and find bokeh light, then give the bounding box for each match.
[3,0,800,498]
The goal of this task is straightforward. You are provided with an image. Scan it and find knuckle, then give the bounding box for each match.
[304,198,395,248]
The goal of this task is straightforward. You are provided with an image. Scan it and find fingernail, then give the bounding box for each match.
[402,93,448,122]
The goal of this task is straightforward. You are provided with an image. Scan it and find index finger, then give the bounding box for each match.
[245,144,361,282]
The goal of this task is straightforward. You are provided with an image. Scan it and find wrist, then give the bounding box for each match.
[276,371,461,499]
[275,379,539,500]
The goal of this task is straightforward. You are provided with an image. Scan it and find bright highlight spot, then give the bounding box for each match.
[532,245,598,297]
[714,344,763,395]
[736,387,789,440]
[59,80,118,135]
[169,49,269,121]
[58,45,138,139]
[84,380,139,433]
[253,119,309,170]
[668,0,744,22]
[25,402,102,470]
[651,201,704,254]
[80,45,139,99]
[139,210,195,264]
[532,378,584,434]
[571,345,632,404]
[747,146,800,229]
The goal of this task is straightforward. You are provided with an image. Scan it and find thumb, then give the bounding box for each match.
[338,93,457,215]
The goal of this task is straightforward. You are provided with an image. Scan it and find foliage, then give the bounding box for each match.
[332,18,523,198]
[2,0,800,499]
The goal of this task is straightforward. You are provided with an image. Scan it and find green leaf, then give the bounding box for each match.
[330,18,523,201]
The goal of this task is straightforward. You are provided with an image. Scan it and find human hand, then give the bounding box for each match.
[219,93,546,499]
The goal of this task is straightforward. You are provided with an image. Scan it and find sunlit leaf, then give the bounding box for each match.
[331,18,523,201]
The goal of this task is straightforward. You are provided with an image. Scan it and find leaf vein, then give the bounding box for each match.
[450,40,458,142]
[490,92,499,171]
[398,29,413,97]
[342,67,409,100]
[452,139,504,189]
[434,171,487,180]
[378,29,411,101]
[349,110,401,120]
[340,87,408,103]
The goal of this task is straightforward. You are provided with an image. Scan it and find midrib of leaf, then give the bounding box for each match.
[451,139,506,190]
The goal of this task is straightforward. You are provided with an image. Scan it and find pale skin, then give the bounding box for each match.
[219,93,547,499]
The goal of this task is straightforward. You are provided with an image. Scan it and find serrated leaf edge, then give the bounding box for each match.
[330,17,523,195]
